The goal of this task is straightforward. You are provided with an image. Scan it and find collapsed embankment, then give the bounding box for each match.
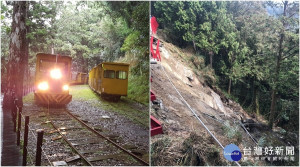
[150,33,296,166]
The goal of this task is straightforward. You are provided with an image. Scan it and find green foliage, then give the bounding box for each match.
[154,1,235,68]
[222,121,242,145]
[190,54,205,70]
[110,1,149,105]
[1,1,12,83]
[2,1,148,73]
[221,89,239,102]
[27,1,62,57]
[121,31,141,52]
[127,72,149,105]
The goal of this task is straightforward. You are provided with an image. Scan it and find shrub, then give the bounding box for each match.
[222,120,242,145]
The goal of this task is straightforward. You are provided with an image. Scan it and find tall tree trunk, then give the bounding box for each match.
[228,78,232,95]
[84,58,88,73]
[251,77,255,109]
[268,1,287,129]
[192,40,196,51]
[24,1,29,95]
[228,65,233,95]
[255,89,260,115]
[269,89,277,128]
[3,1,28,109]
[78,52,84,72]
[81,56,85,72]
[252,78,260,115]
[241,78,250,106]
[209,51,213,68]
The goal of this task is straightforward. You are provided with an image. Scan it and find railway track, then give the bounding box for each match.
[45,108,149,166]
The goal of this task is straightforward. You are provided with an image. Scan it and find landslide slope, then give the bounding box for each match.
[150,34,292,166]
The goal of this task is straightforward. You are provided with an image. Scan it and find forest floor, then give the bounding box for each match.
[150,34,298,166]
[21,85,149,165]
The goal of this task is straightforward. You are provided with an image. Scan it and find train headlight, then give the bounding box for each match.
[63,85,69,91]
[50,69,62,79]
[38,82,49,90]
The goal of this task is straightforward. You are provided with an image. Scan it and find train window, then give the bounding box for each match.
[40,60,67,73]
[116,71,127,79]
[103,70,115,79]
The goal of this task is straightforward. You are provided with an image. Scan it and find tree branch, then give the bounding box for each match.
[281,52,297,60]
[288,12,297,18]
[281,45,298,60]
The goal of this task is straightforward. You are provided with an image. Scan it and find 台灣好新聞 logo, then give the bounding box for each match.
[223,144,242,161]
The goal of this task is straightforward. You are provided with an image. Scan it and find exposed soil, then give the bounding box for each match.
[150,36,298,166]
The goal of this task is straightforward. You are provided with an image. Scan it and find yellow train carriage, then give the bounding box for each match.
[70,72,88,85]
[34,53,72,105]
[89,67,96,89]
[77,72,88,84]
[89,62,129,101]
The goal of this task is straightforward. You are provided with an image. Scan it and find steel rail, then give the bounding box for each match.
[48,119,94,166]
[64,109,149,166]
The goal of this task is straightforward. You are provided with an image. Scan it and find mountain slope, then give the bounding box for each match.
[150,34,295,166]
